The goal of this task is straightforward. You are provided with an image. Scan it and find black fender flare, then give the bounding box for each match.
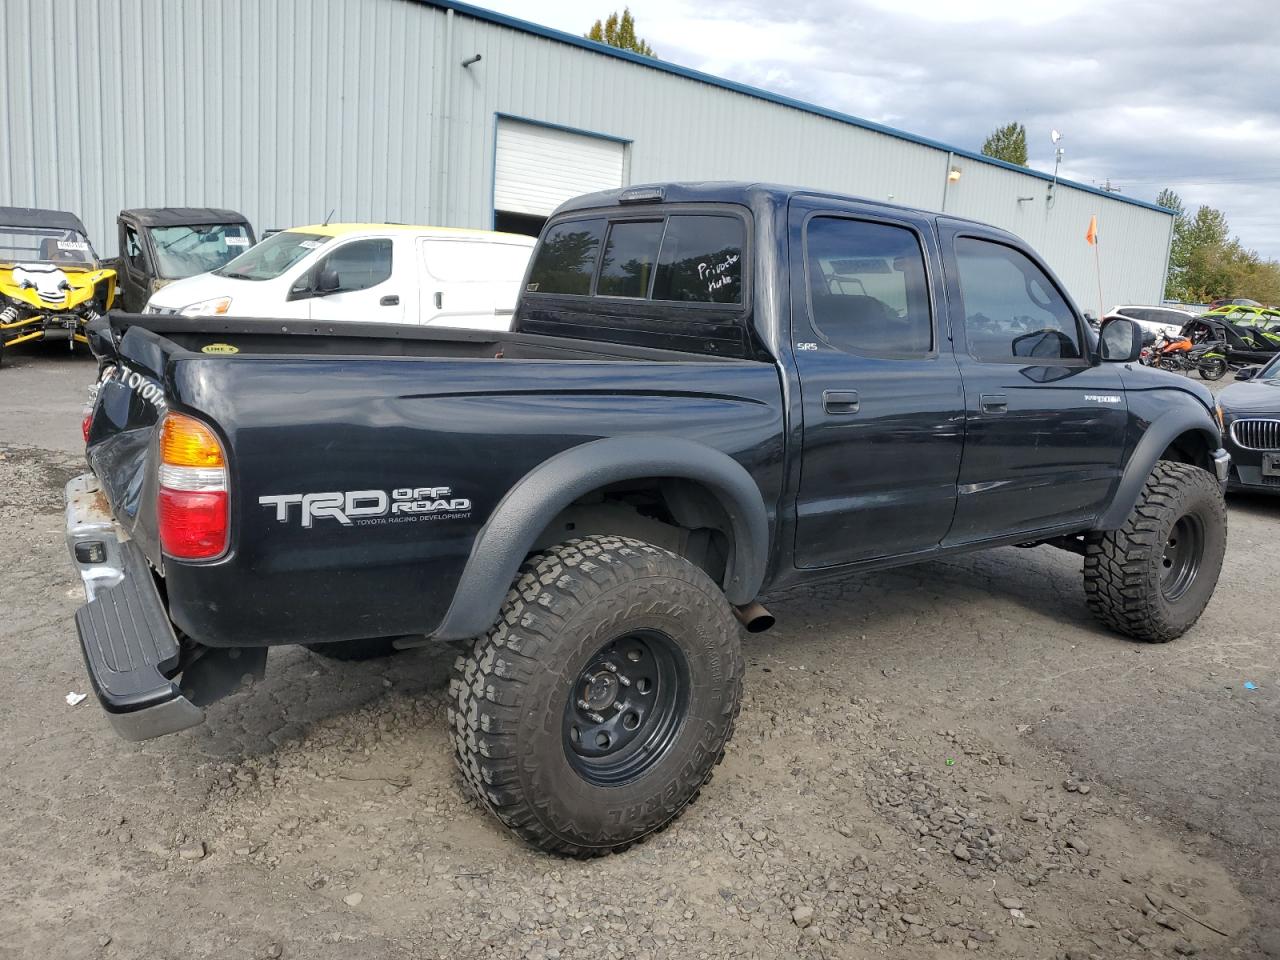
[1095,404,1223,530]
[432,436,770,640]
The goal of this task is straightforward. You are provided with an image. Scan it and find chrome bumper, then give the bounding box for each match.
[1212,447,1230,489]
[65,474,204,741]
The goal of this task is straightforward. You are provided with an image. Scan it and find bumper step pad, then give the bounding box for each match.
[74,542,203,740]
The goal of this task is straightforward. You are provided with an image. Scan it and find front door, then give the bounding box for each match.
[938,221,1128,543]
[118,222,151,312]
[306,237,405,323]
[791,201,966,568]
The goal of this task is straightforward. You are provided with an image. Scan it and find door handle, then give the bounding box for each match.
[822,389,859,414]
[379,294,399,306]
[434,291,443,309]
[980,393,1008,414]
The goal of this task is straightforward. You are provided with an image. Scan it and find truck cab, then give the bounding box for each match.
[143,223,536,330]
[114,208,256,313]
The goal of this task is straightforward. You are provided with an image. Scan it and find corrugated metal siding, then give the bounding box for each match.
[1,0,1171,306]
[1,0,439,257]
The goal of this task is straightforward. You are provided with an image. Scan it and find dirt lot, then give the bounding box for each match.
[2,347,1277,960]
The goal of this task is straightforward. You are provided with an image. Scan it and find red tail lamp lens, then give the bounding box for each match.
[157,487,229,560]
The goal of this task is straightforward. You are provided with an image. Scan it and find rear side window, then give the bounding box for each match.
[804,217,933,356]
[653,215,743,304]
[526,219,605,296]
[598,220,663,298]
[955,238,1081,362]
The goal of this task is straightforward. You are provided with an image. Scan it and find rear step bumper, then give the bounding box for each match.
[64,474,204,741]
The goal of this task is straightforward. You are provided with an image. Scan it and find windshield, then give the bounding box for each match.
[1263,354,1280,379]
[214,231,330,281]
[150,223,253,279]
[0,225,98,269]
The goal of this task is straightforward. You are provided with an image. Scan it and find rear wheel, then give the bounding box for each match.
[449,535,743,856]
[1198,358,1227,381]
[1083,461,1226,642]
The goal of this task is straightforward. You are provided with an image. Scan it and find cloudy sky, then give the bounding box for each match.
[480,0,1280,258]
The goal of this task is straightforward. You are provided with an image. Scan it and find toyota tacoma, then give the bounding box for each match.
[68,182,1229,856]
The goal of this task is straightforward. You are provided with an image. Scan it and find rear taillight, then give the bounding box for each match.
[157,413,229,560]
[81,405,94,443]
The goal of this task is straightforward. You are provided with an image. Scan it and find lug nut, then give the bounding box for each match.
[587,711,605,723]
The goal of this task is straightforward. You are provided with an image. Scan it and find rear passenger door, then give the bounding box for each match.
[789,199,966,568]
[938,221,1127,543]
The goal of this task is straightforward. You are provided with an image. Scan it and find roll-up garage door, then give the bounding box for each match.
[494,119,626,234]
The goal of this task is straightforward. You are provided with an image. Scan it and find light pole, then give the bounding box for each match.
[1048,130,1064,208]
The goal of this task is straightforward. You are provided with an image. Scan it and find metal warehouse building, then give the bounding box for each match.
[1,0,1173,308]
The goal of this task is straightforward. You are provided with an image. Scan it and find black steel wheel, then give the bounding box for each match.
[563,630,689,787]
[1084,461,1226,642]
[1159,513,1204,602]
[449,536,743,857]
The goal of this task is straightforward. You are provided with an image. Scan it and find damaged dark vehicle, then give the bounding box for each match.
[69,182,1230,856]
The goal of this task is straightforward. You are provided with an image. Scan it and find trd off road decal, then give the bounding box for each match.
[258,487,472,528]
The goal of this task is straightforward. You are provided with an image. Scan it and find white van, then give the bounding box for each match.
[144,223,536,331]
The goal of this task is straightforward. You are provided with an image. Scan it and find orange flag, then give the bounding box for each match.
[1085,215,1098,246]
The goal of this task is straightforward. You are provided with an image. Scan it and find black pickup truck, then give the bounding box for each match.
[70,182,1230,856]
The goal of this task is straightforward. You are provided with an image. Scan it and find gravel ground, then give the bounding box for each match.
[1,347,1277,960]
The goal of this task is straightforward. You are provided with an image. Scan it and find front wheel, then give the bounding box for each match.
[449,535,744,856]
[1083,461,1226,642]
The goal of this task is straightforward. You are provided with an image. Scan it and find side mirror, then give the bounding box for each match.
[1235,366,1259,381]
[315,266,341,295]
[1099,317,1144,363]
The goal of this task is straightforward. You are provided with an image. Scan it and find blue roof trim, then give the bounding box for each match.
[423,0,1172,217]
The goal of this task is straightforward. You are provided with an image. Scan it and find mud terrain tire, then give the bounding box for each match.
[449,535,744,857]
[1084,461,1226,642]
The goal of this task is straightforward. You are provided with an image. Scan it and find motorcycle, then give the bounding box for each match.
[1140,332,1228,381]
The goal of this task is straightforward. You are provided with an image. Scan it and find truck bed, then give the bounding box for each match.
[95,313,741,364]
[85,313,785,649]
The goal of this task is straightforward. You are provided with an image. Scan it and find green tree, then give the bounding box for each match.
[980,122,1028,166]
[1157,188,1191,300]
[586,8,656,57]
[1160,193,1280,305]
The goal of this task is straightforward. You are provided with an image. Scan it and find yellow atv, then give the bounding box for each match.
[0,207,116,367]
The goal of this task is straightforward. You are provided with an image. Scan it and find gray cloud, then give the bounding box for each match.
[490,0,1280,258]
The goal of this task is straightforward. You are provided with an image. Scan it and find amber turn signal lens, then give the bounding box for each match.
[160,412,225,468]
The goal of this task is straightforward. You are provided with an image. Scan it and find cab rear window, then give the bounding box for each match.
[526,213,744,305]
[525,219,605,297]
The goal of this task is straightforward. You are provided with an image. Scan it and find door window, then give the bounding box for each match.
[316,238,393,293]
[804,217,933,356]
[123,225,145,272]
[955,238,1082,362]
